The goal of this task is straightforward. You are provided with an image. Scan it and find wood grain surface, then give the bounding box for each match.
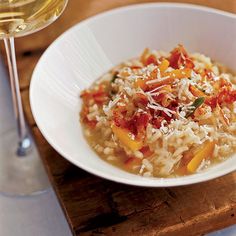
[4,0,236,235]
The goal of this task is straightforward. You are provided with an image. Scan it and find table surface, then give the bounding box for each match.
[1,0,235,236]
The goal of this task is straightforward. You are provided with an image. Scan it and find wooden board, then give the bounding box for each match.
[5,0,236,235]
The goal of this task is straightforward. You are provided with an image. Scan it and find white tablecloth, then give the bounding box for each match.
[0,57,235,236]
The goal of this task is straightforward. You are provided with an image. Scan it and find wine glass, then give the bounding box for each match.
[0,0,68,195]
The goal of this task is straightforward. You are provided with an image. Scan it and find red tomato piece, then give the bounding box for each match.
[152,116,164,129]
[124,157,142,169]
[145,54,158,66]
[168,44,193,69]
[140,146,154,157]
[133,93,148,107]
[135,112,151,128]
[205,96,217,108]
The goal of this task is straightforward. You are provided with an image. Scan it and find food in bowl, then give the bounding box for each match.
[80,45,236,177]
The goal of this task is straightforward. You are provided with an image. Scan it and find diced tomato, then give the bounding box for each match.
[169,99,179,108]
[124,157,142,170]
[125,121,137,135]
[144,54,158,66]
[93,86,109,104]
[167,101,178,116]
[84,118,97,128]
[130,66,142,69]
[93,94,108,104]
[229,90,236,102]
[205,88,236,109]
[135,112,151,128]
[219,89,236,104]
[80,105,89,119]
[151,116,164,129]
[205,97,217,109]
[113,109,151,136]
[168,44,194,69]
[219,77,232,88]
[160,111,173,122]
[217,89,227,104]
[140,146,154,157]
[128,112,150,137]
[152,93,165,103]
[150,68,158,79]
[80,84,109,105]
[113,109,127,128]
[152,93,172,107]
[80,90,93,105]
[80,106,97,128]
[169,46,183,69]
[133,93,148,107]
[185,57,195,69]
[204,69,215,80]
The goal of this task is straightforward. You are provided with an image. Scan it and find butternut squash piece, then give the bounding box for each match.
[189,84,207,97]
[187,141,215,173]
[111,125,143,151]
[159,59,170,74]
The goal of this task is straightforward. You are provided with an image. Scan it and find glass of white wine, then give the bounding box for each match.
[0,0,68,195]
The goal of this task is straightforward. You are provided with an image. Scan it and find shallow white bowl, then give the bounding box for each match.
[30,3,236,187]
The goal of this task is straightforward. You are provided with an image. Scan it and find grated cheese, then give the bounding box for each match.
[103,96,120,115]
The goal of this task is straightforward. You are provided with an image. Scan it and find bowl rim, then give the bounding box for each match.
[30,2,236,187]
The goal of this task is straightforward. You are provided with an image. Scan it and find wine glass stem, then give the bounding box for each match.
[3,37,31,156]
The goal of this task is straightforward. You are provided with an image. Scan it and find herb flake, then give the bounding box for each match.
[185,97,205,118]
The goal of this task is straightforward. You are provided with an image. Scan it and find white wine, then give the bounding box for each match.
[0,0,67,38]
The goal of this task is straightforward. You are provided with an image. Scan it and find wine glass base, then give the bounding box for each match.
[0,129,50,196]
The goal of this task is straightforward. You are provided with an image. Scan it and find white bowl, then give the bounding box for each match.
[30,3,236,187]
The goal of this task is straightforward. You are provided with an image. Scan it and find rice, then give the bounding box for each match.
[80,44,236,177]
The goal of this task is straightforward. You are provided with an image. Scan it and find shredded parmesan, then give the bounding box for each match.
[103,96,120,115]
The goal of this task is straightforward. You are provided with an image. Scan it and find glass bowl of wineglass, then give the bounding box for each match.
[0,0,68,195]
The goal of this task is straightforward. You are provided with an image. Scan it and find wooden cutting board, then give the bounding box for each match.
[6,0,236,235]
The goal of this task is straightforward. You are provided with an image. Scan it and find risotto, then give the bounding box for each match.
[80,45,236,177]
